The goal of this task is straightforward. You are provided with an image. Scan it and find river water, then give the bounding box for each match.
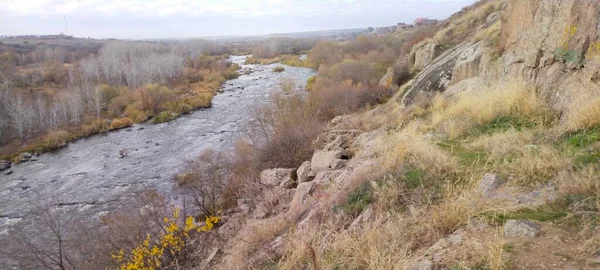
[0,56,315,267]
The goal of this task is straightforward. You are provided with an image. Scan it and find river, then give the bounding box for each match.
[0,56,315,267]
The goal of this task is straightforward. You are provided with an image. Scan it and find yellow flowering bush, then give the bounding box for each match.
[111,208,220,270]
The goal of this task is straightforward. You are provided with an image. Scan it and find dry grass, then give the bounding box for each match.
[473,20,501,46]
[466,129,571,185]
[486,228,507,270]
[562,65,600,132]
[224,215,295,269]
[279,188,486,270]
[378,123,458,177]
[429,81,552,138]
[109,117,133,130]
[434,0,503,46]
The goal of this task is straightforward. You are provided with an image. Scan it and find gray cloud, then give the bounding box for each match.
[0,0,478,39]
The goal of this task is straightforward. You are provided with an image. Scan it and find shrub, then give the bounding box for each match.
[177,103,193,114]
[281,55,305,67]
[109,117,134,130]
[153,111,178,123]
[392,59,412,86]
[309,80,391,121]
[325,59,377,86]
[306,41,344,68]
[306,76,316,91]
[97,84,120,107]
[80,118,109,137]
[273,66,285,73]
[42,130,70,150]
[244,91,323,169]
[139,84,177,114]
[184,93,213,109]
[107,95,132,118]
[177,149,231,216]
[124,104,150,123]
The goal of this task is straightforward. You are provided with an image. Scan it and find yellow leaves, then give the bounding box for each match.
[199,216,220,232]
[587,41,600,60]
[111,208,220,269]
[562,25,578,49]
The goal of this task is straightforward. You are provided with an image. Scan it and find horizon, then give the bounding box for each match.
[1,0,478,40]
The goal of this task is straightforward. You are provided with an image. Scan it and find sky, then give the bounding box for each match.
[0,0,478,39]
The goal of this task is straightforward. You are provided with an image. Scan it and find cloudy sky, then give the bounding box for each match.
[0,0,478,39]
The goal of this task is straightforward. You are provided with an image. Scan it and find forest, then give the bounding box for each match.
[0,38,237,160]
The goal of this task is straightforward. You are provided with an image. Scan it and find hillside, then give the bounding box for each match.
[201,0,600,269]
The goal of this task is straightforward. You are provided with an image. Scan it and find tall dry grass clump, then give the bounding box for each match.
[562,65,600,132]
[430,81,552,138]
[378,123,458,178]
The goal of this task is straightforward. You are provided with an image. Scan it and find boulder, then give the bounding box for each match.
[0,160,11,171]
[449,41,485,86]
[260,168,296,186]
[477,173,506,197]
[311,148,349,173]
[252,205,268,219]
[313,170,344,186]
[503,219,540,238]
[323,136,348,151]
[410,40,444,71]
[402,43,468,105]
[313,171,334,185]
[296,161,313,183]
[330,159,348,170]
[279,177,297,189]
[290,182,315,213]
[407,260,433,270]
[4,169,13,175]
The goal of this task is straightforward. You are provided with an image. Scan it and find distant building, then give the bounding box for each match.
[414,18,439,26]
[397,23,415,30]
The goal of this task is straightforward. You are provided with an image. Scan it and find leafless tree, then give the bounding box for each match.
[5,92,34,142]
[177,150,232,217]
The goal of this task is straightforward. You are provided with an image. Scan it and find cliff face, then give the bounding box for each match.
[403,0,600,114]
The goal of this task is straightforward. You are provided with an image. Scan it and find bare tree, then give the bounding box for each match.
[177,150,231,217]
[5,93,34,142]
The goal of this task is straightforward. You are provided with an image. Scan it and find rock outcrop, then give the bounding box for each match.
[260,168,296,187]
[310,148,349,174]
[403,0,600,116]
[504,219,541,238]
[410,40,444,71]
[296,161,313,183]
[403,42,482,105]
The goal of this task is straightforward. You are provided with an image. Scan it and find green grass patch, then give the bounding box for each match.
[402,169,425,189]
[438,140,487,166]
[561,125,600,167]
[336,181,374,217]
[564,125,600,149]
[471,116,537,135]
[480,207,568,225]
[153,111,179,123]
